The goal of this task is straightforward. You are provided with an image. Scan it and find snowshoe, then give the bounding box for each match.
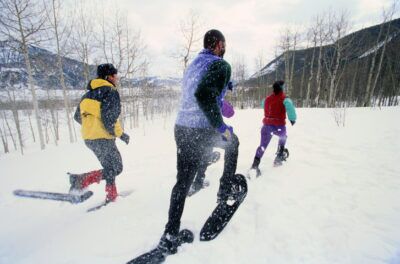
[201,174,248,241]
[273,147,289,167]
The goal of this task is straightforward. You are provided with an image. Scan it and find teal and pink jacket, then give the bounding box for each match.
[263,92,296,126]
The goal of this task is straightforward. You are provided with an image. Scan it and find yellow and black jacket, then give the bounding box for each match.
[74,79,123,140]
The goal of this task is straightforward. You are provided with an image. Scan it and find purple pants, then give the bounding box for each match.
[255,125,287,159]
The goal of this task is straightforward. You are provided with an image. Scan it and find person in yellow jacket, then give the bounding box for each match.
[70,63,130,202]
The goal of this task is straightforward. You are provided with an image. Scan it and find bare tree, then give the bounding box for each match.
[44,0,75,143]
[349,60,360,105]
[232,54,248,109]
[0,0,47,150]
[44,88,59,145]
[314,14,329,106]
[254,50,267,103]
[279,27,300,96]
[289,30,300,96]
[299,41,309,106]
[6,89,24,154]
[363,2,397,106]
[23,108,35,142]
[2,110,16,150]
[97,8,148,128]
[280,28,292,92]
[0,117,9,153]
[0,39,24,153]
[175,10,203,72]
[98,10,147,81]
[70,0,96,86]
[325,11,351,107]
[124,29,147,81]
[305,20,319,107]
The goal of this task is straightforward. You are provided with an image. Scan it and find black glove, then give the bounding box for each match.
[120,133,130,145]
[290,120,296,126]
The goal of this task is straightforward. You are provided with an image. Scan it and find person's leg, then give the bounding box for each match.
[254,125,274,159]
[212,131,240,202]
[164,126,205,236]
[191,146,212,190]
[251,125,273,173]
[98,140,123,201]
[160,126,207,254]
[69,140,105,192]
[71,139,122,201]
[273,125,287,148]
[272,126,288,166]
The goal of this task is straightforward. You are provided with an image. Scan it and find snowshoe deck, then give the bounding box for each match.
[200,174,247,241]
[13,189,93,204]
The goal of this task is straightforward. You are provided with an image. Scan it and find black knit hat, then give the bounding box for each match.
[97,63,118,79]
[273,80,285,94]
[203,29,225,49]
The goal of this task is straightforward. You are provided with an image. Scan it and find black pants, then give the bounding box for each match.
[164,125,239,235]
[85,139,123,185]
[192,146,213,187]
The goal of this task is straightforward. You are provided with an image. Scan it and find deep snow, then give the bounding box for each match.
[1,107,400,264]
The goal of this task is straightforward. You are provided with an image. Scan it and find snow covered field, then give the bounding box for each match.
[1,107,400,264]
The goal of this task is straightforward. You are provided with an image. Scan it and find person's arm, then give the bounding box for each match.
[283,98,297,122]
[101,89,122,136]
[194,60,231,128]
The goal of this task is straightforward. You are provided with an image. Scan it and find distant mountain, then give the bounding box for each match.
[0,39,95,90]
[251,18,400,81]
[0,40,181,90]
[248,17,400,106]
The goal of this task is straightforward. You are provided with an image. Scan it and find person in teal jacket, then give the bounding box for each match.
[250,80,297,176]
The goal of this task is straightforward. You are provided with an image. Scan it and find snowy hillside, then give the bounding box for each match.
[0,39,94,90]
[1,107,400,264]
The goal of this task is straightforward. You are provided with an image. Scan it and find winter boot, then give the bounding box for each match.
[250,156,261,177]
[69,170,102,194]
[105,183,118,202]
[273,146,289,167]
[157,232,179,254]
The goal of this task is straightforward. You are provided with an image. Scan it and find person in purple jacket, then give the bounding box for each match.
[157,29,240,254]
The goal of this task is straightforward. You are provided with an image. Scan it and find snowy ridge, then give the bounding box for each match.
[251,56,283,79]
[358,32,399,59]
[0,39,95,90]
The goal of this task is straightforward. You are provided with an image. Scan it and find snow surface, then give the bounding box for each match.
[1,107,400,264]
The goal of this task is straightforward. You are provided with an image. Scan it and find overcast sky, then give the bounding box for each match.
[103,0,395,78]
